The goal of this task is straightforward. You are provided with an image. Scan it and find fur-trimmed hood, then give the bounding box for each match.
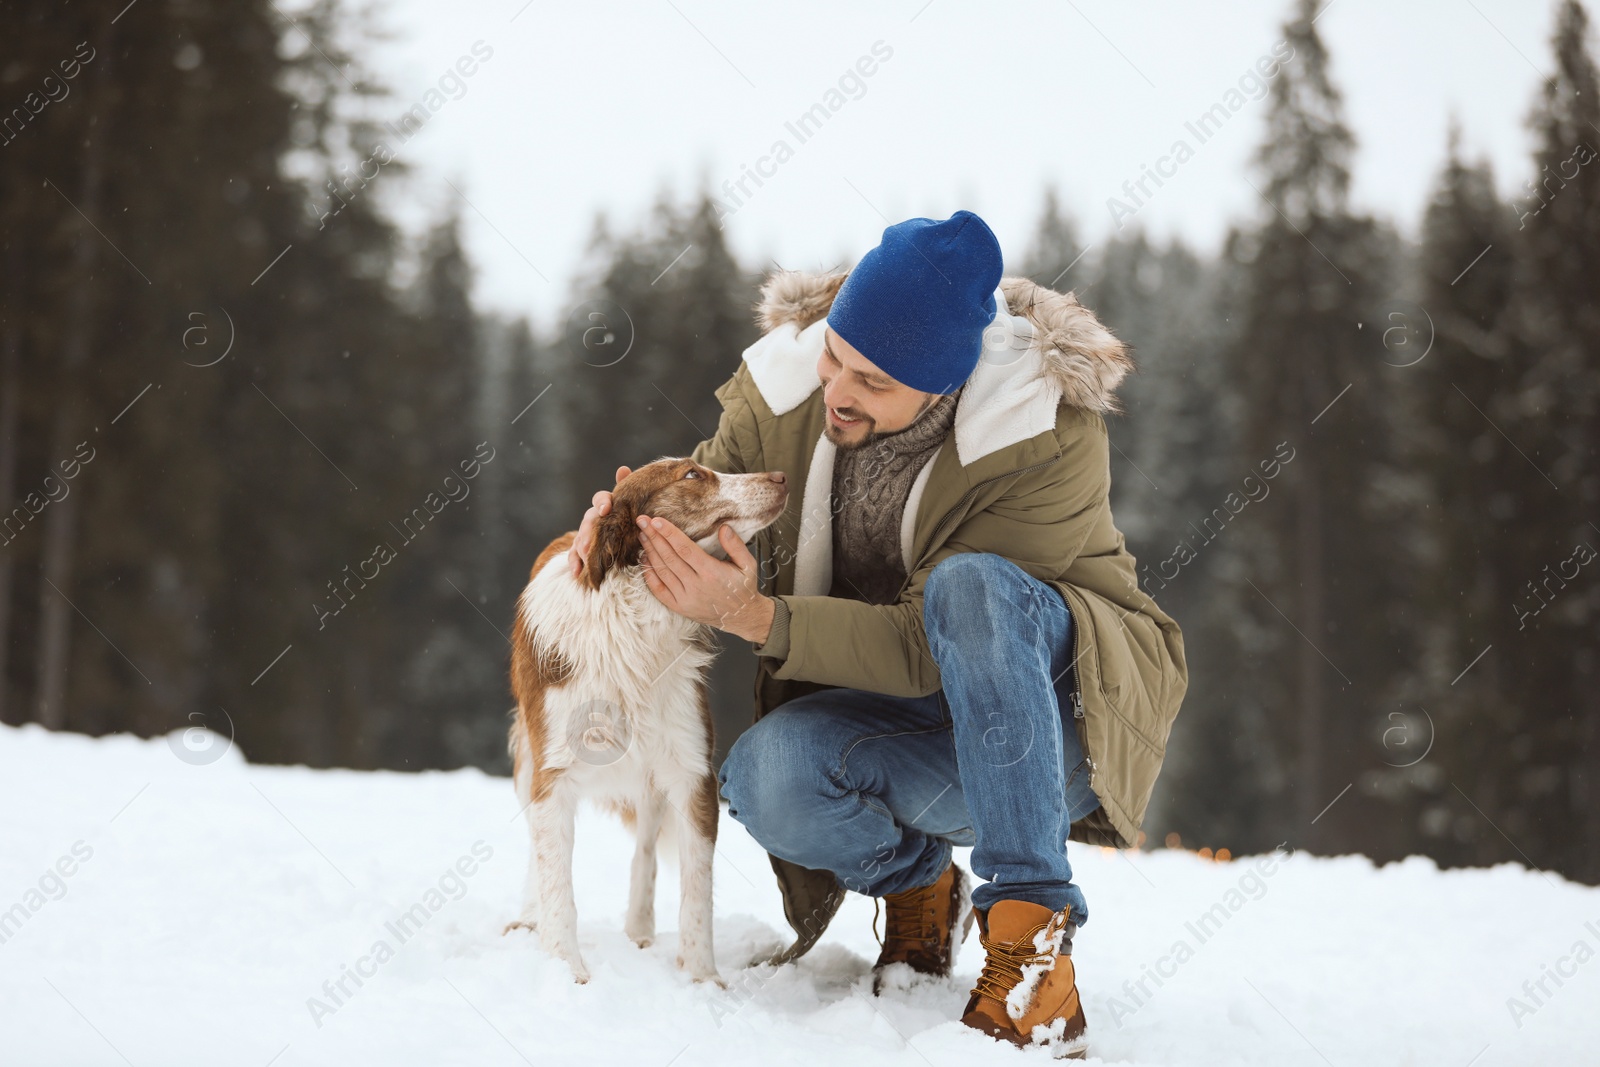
[738,269,1133,468]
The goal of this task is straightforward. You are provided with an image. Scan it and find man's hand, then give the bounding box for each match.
[636,514,775,644]
[569,465,632,578]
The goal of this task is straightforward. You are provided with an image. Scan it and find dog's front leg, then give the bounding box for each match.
[672,773,723,986]
[532,786,589,983]
[625,792,666,948]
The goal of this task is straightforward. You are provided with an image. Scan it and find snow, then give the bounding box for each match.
[1,721,1595,1066]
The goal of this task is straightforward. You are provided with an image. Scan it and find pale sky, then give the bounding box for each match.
[345,0,1568,330]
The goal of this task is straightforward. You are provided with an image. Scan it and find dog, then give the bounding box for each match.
[503,456,789,984]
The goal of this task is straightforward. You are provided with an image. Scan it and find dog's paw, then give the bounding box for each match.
[502,919,537,935]
[677,953,724,987]
[625,915,655,948]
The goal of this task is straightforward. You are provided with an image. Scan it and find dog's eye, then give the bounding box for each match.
[683,469,701,479]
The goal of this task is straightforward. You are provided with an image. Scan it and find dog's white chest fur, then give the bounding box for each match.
[520,555,718,793]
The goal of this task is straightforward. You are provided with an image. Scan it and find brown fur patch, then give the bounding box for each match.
[599,797,638,830]
[690,673,719,843]
[754,270,847,333]
[512,533,578,805]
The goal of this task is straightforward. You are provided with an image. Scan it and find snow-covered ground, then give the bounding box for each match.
[1,722,1595,1066]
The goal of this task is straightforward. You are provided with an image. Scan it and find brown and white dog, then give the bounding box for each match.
[504,457,789,984]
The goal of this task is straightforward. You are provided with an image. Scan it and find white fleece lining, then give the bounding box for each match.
[793,433,837,598]
[899,442,942,570]
[743,316,830,420]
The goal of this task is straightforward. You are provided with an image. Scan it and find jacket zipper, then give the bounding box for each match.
[1067,601,1096,788]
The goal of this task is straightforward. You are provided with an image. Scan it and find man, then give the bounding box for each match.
[570,210,1186,1057]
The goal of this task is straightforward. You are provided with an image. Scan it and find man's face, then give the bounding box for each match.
[817,327,940,451]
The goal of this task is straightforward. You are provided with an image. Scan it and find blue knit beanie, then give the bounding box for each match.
[825,209,1004,395]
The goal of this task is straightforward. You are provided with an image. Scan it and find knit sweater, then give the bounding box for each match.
[755,385,963,661]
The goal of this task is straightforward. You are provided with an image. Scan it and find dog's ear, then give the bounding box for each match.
[580,482,646,591]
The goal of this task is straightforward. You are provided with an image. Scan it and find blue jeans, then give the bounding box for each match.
[718,552,1098,928]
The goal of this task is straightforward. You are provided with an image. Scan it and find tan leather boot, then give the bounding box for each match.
[870,859,974,994]
[960,899,1088,1059]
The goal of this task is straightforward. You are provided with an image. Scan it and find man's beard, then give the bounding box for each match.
[826,411,878,451]
[827,394,936,452]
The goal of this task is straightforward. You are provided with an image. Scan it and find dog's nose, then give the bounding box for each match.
[767,471,787,485]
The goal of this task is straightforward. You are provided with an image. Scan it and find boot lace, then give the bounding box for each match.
[972,917,1059,1005]
[873,879,940,951]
